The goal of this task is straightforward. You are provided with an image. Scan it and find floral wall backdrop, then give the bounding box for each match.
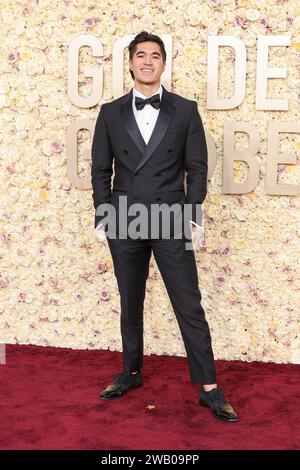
[0,0,299,363]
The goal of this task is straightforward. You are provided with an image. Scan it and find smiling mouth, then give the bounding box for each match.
[141,69,154,73]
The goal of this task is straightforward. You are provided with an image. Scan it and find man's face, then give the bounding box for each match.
[129,41,165,86]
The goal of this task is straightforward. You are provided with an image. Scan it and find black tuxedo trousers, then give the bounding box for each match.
[106,235,217,384]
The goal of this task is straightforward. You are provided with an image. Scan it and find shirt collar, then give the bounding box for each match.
[132,84,162,101]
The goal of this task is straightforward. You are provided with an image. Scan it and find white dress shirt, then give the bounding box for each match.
[95,84,202,232]
[132,85,162,144]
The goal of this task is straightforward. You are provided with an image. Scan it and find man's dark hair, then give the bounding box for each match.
[128,31,166,80]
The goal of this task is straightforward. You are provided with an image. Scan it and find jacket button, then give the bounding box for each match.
[167,149,172,153]
[123,149,128,154]
[156,197,161,202]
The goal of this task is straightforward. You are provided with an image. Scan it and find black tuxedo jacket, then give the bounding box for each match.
[91,85,208,237]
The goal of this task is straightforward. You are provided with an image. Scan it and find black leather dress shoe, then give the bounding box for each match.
[99,370,143,400]
[199,387,238,422]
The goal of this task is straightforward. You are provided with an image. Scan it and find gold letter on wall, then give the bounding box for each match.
[256,35,291,111]
[266,122,300,195]
[223,122,260,194]
[68,34,103,108]
[207,35,246,110]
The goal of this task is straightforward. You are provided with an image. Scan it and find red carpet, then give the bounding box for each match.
[0,344,299,450]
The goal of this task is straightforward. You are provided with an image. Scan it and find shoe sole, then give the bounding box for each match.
[99,382,143,400]
[199,400,239,422]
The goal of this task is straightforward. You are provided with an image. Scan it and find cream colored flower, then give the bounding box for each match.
[268,18,278,29]
[187,13,201,26]
[42,140,52,156]
[207,206,219,218]
[236,239,247,250]
[245,34,257,47]
[185,27,198,40]
[163,9,177,25]
[246,9,260,21]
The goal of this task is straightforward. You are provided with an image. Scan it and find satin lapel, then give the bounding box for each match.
[134,87,175,173]
[120,89,146,155]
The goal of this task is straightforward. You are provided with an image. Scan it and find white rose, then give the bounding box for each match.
[246,9,260,21]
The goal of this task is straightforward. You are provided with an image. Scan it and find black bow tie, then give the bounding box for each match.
[135,94,161,111]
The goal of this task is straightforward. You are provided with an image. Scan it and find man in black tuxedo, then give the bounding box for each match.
[91,31,238,422]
